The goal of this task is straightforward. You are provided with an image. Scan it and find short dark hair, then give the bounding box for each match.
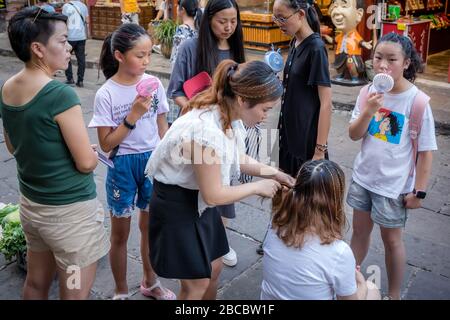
[8,7,67,62]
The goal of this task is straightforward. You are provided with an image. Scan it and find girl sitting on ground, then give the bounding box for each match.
[261,160,380,300]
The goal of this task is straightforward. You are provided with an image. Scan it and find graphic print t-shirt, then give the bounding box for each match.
[88,74,170,156]
[350,85,437,199]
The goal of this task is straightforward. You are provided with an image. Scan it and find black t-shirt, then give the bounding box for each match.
[279,33,331,168]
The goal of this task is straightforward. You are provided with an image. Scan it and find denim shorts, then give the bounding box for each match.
[346,180,408,228]
[106,151,153,218]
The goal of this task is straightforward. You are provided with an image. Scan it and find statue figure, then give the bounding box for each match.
[328,0,373,85]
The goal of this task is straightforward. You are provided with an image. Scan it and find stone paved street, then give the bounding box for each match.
[0,51,449,300]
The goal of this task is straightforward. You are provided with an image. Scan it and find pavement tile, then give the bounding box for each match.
[218,261,263,300]
[406,270,450,300]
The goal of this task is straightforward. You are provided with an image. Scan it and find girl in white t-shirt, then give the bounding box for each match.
[347,33,437,300]
[262,160,379,300]
[89,23,175,300]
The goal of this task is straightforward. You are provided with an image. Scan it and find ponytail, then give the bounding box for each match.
[179,0,203,30]
[98,23,149,79]
[194,7,203,30]
[186,59,283,132]
[99,33,118,79]
[305,4,320,34]
[280,0,321,34]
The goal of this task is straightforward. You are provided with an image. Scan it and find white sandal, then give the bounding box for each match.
[112,293,130,300]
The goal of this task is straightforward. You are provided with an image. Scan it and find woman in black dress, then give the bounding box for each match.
[273,0,332,177]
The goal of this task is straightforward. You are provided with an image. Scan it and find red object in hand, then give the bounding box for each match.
[183,71,213,100]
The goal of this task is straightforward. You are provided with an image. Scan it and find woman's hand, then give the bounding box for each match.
[254,179,281,198]
[403,193,422,209]
[273,171,295,188]
[312,149,325,160]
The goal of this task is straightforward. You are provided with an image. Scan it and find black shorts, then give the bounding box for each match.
[149,180,229,279]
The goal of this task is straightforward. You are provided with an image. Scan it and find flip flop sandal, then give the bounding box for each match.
[140,279,176,300]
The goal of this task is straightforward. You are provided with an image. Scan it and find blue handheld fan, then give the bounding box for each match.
[264,45,284,74]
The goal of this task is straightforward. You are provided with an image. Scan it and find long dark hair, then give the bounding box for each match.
[196,0,245,75]
[374,32,423,83]
[8,7,67,62]
[272,160,347,248]
[278,0,321,34]
[179,0,203,30]
[99,23,149,79]
[186,59,283,131]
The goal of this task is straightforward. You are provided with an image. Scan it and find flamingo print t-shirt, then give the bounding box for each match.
[350,85,437,199]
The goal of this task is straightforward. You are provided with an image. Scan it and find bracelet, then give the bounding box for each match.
[316,143,328,153]
[123,117,136,130]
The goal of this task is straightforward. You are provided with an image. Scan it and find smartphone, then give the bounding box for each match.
[98,152,114,169]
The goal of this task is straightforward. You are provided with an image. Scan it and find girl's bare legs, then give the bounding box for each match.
[350,209,374,265]
[380,226,405,300]
[109,214,131,295]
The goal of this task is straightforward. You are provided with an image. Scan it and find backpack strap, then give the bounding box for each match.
[409,90,430,176]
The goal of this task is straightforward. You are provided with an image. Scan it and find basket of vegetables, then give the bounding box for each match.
[0,202,27,272]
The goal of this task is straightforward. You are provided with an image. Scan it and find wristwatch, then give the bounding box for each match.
[123,117,136,130]
[413,189,427,199]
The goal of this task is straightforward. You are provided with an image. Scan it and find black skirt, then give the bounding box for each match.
[149,179,229,279]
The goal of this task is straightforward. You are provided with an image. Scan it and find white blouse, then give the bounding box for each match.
[145,106,246,215]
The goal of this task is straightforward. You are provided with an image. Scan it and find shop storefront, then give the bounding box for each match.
[237,0,290,50]
[90,0,158,39]
[237,0,335,50]
[380,0,450,60]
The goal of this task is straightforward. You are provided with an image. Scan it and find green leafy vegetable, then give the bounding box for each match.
[0,221,26,261]
[0,204,19,222]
